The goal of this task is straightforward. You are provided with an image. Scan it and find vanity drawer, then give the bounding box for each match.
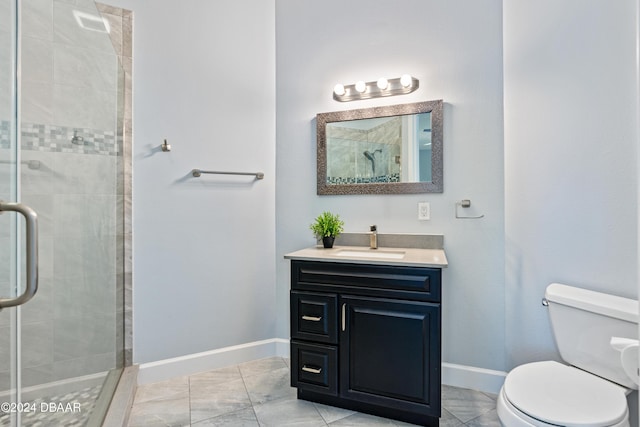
[292,260,441,302]
[290,291,338,344]
[291,341,338,396]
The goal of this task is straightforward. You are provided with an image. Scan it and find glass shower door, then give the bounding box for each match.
[1,0,125,425]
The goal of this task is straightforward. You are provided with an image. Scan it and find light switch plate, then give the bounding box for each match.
[418,202,430,220]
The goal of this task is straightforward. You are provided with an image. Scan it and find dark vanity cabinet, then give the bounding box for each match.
[289,260,442,427]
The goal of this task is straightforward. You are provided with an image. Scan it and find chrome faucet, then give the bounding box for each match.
[369,225,378,249]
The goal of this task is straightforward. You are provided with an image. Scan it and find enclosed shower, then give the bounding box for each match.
[0,0,131,425]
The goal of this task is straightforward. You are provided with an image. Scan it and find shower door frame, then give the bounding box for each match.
[2,1,22,424]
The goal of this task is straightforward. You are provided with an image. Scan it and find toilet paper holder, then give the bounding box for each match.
[455,199,484,219]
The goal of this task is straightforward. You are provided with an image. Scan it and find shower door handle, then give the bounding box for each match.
[0,201,38,309]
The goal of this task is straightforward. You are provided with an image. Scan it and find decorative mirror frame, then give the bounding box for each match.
[317,100,443,195]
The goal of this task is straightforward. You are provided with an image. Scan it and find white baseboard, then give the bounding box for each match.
[442,362,507,395]
[137,338,289,385]
[137,338,506,395]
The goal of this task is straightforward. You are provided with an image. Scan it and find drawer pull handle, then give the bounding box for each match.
[301,315,322,322]
[341,303,346,331]
[302,365,322,374]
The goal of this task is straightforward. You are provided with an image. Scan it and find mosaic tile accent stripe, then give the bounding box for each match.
[0,120,10,149]
[0,120,118,156]
[21,122,118,156]
[327,173,401,184]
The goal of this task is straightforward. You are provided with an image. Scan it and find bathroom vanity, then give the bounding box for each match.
[285,244,447,427]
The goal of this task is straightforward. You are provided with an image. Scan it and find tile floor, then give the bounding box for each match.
[127,357,501,427]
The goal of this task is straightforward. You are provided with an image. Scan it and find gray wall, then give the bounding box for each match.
[108,0,277,363]
[503,0,639,368]
[275,0,506,371]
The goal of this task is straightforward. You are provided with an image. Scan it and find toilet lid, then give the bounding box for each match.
[504,361,628,427]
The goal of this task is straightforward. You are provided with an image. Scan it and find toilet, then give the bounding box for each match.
[497,283,640,427]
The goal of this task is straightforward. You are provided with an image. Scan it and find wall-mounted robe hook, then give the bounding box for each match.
[161,139,171,152]
[455,199,484,219]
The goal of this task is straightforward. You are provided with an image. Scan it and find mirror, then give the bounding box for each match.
[317,100,443,195]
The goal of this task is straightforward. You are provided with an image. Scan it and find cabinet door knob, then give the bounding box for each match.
[301,315,322,322]
[302,365,322,374]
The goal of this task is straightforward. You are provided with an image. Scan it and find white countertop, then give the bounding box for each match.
[285,245,448,268]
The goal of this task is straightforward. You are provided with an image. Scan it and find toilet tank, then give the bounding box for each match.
[545,283,639,389]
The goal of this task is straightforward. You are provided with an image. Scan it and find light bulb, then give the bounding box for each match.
[333,83,345,96]
[400,74,413,88]
[376,77,388,90]
[355,81,367,93]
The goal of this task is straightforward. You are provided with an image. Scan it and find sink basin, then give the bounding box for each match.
[335,249,406,260]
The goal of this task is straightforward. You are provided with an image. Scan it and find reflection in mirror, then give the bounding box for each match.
[326,113,432,184]
[317,100,442,195]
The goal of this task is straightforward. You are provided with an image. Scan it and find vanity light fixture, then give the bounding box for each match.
[355,81,367,93]
[333,75,419,102]
[376,77,389,90]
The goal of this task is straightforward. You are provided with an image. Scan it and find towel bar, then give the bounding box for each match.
[191,169,264,179]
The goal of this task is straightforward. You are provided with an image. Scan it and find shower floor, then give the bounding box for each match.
[0,384,101,427]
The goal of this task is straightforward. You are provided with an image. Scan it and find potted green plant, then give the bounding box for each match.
[310,211,345,248]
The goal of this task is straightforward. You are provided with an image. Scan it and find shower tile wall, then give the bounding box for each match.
[0,0,133,391]
[0,147,119,390]
[21,1,118,130]
[21,152,117,387]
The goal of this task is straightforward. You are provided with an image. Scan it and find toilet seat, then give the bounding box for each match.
[502,361,628,427]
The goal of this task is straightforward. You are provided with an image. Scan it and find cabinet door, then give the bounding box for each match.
[340,296,440,416]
